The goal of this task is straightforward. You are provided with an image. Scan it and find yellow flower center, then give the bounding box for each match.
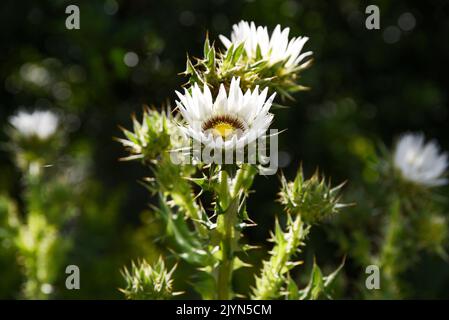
[212,122,236,138]
[202,114,246,140]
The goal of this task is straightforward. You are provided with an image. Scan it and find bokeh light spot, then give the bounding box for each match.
[124,52,139,67]
[383,26,401,44]
[398,12,416,31]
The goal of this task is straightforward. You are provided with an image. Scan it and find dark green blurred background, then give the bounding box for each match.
[1,0,448,299]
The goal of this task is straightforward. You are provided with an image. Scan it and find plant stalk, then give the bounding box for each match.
[216,169,238,299]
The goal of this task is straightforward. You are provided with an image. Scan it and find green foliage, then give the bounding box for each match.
[0,196,22,298]
[416,213,448,256]
[251,215,309,299]
[252,169,345,300]
[2,127,73,298]
[329,142,449,299]
[16,212,70,299]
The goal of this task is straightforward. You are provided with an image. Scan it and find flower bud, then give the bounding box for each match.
[279,169,346,224]
[118,108,184,162]
[120,257,180,300]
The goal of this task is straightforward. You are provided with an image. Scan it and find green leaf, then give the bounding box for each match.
[185,176,210,190]
[203,35,211,58]
[224,44,235,64]
[285,275,300,300]
[231,42,245,65]
[191,272,216,300]
[207,48,216,71]
[233,256,252,271]
[255,44,263,61]
[299,260,324,300]
[323,257,345,288]
[157,194,213,267]
[299,258,345,300]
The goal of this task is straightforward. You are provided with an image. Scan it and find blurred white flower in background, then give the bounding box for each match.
[219,20,312,72]
[9,110,59,140]
[394,133,448,187]
[175,77,275,150]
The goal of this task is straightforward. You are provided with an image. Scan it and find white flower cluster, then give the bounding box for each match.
[394,133,448,187]
[176,77,275,150]
[219,20,312,72]
[9,110,59,140]
[176,20,313,151]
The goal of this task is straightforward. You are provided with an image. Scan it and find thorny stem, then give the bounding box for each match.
[232,164,256,196]
[279,215,304,268]
[216,165,257,299]
[378,196,405,298]
[217,212,235,299]
[216,169,237,299]
[176,190,209,238]
[252,215,308,299]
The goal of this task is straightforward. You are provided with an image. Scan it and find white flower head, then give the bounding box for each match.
[219,20,312,72]
[9,110,59,140]
[175,77,275,150]
[394,133,448,187]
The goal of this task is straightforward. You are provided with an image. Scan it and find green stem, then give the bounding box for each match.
[378,197,405,298]
[232,164,256,196]
[252,215,308,299]
[177,190,209,238]
[216,165,256,299]
[216,170,237,299]
[217,223,233,300]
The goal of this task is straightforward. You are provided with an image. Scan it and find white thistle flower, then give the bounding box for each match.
[9,110,59,140]
[219,20,312,72]
[175,77,275,150]
[394,133,448,187]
